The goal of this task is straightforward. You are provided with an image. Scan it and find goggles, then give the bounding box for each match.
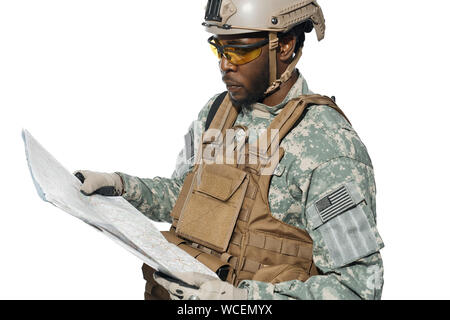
[208,36,269,66]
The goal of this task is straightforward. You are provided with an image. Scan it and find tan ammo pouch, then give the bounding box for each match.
[176,164,249,253]
[162,230,229,275]
[252,264,311,284]
[142,264,170,300]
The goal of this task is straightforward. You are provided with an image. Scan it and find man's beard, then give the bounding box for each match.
[230,67,270,108]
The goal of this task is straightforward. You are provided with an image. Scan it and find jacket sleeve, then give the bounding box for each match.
[116,170,184,223]
[238,157,385,300]
[116,96,217,223]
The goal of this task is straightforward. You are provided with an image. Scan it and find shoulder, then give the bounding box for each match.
[283,103,373,173]
[171,93,223,177]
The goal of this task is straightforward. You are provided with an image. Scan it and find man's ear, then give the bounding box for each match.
[279,33,297,63]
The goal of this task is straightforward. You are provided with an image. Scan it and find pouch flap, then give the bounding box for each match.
[252,264,310,284]
[196,252,230,273]
[161,230,186,246]
[196,164,247,201]
[142,263,156,281]
[176,164,249,253]
[179,243,203,258]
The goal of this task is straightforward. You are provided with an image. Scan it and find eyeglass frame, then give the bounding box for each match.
[207,36,270,64]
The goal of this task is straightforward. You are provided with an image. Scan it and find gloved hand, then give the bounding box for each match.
[153,272,248,300]
[74,170,124,196]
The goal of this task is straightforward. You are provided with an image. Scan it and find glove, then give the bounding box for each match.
[74,170,124,196]
[153,272,248,300]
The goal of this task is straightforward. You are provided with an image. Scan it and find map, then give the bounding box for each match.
[22,129,218,280]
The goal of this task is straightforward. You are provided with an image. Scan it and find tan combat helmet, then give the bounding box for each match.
[203,0,326,95]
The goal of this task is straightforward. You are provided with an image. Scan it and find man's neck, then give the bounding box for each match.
[262,70,300,107]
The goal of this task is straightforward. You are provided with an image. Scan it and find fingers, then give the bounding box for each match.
[172,272,218,287]
[74,171,85,183]
[73,170,123,196]
[153,273,185,300]
[73,170,102,196]
[153,272,200,300]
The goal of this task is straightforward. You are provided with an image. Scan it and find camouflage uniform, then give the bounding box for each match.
[117,72,384,300]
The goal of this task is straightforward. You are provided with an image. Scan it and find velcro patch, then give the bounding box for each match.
[315,185,355,224]
[306,181,381,268]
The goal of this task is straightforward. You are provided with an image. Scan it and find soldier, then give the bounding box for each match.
[75,0,384,300]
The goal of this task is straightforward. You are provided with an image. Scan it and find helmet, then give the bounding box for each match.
[203,0,325,40]
[203,0,326,95]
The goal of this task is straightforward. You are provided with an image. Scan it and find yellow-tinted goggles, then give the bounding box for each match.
[208,36,269,66]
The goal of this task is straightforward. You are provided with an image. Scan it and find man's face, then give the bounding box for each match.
[216,33,269,107]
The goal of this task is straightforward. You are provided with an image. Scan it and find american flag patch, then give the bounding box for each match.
[315,185,356,223]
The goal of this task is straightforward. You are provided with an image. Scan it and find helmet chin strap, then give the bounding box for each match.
[264,32,303,97]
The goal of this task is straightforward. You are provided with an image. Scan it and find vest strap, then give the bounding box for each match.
[203,94,239,144]
[205,91,228,131]
[255,94,351,159]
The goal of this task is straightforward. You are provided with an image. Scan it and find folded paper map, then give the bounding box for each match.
[22,129,218,280]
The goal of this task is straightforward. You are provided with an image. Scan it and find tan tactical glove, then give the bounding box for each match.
[74,170,124,196]
[153,272,248,300]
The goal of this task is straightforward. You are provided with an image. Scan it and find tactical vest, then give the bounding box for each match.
[142,94,350,300]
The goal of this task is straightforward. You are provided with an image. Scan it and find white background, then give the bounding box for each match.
[1,0,449,300]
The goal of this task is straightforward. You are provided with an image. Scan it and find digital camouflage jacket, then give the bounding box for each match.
[117,73,384,300]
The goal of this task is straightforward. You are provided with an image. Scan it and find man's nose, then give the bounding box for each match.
[220,55,238,73]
